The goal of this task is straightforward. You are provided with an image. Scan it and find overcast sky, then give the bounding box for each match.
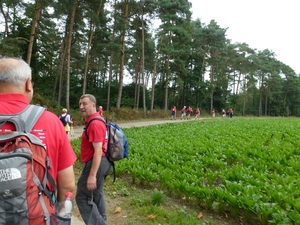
[189,0,300,74]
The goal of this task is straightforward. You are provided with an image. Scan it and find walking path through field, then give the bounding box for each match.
[70,117,202,224]
[70,118,198,141]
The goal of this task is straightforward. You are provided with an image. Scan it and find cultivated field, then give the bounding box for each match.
[117,118,300,224]
[72,117,300,224]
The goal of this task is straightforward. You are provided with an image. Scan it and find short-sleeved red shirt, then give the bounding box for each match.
[99,109,103,117]
[0,93,77,181]
[80,113,107,163]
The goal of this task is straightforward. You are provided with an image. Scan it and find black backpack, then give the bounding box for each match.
[59,114,67,126]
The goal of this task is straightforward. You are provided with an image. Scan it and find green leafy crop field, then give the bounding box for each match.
[116,118,300,224]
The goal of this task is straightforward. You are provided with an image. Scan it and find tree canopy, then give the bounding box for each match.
[1,0,299,116]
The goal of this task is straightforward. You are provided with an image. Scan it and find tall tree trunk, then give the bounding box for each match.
[116,0,128,109]
[107,53,114,111]
[106,0,116,111]
[209,49,218,111]
[164,30,172,112]
[56,34,68,106]
[0,3,9,37]
[151,31,164,112]
[232,71,236,96]
[242,75,246,116]
[27,0,42,65]
[210,65,214,111]
[243,94,246,116]
[258,78,264,116]
[164,56,170,111]
[134,58,140,108]
[236,71,242,94]
[65,2,77,109]
[141,5,146,117]
[137,70,141,108]
[265,90,268,116]
[200,47,208,82]
[83,0,103,94]
[107,0,117,111]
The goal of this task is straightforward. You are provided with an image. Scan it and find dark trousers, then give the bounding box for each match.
[75,157,111,225]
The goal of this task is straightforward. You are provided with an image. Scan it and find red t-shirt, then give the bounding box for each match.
[80,113,107,163]
[0,93,77,181]
[99,109,103,116]
[186,108,191,114]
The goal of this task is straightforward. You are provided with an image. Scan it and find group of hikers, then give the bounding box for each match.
[171,106,234,120]
[220,108,234,118]
[211,108,234,118]
[171,106,201,120]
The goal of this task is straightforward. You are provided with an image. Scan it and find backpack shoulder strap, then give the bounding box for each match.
[84,117,106,140]
[22,106,57,203]
[84,117,117,181]
[22,105,45,132]
[0,105,45,132]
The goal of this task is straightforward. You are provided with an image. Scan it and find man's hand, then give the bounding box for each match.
[87,175,97,190]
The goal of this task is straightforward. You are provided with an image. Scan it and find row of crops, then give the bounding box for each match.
[116,118,300,224]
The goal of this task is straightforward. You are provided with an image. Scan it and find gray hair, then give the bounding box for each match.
[80,94,97,105]
[0,57,31,88]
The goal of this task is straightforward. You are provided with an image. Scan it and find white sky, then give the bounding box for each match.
[189,0,300,74]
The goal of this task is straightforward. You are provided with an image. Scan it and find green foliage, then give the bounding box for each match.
[151,190,165,206]
[127,189,207,225]
[120,187,130,197]
[70,138,81,159]
[115,118,300,224]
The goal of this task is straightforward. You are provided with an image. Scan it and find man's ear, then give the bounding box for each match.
[25,78,33,92]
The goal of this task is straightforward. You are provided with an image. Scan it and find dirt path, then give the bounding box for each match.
[70,118,196,141]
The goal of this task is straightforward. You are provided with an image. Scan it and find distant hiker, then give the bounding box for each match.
[212,109,215,118]
[195,108,200,120]
[59,108,73,135]
[228,108,234,118]
[222,109,226,118]
[171,106,176,120]
[181,106,186,120]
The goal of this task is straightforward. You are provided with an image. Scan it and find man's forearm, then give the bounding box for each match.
[90,142,103,177]
[90,153,102,177]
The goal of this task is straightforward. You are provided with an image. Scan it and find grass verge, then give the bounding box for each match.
[73,160,241,225]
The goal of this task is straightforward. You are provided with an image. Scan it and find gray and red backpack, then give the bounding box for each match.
[0,105,70,225]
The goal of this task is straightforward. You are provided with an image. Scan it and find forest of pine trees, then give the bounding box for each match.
[1,0,300,116]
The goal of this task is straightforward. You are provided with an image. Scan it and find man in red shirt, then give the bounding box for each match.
[0,58,76,214]
[171,106,176,120]
[212,109,216,118]
[186,106,192,120]
[195,107,200,120]
[76,94,111,225]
